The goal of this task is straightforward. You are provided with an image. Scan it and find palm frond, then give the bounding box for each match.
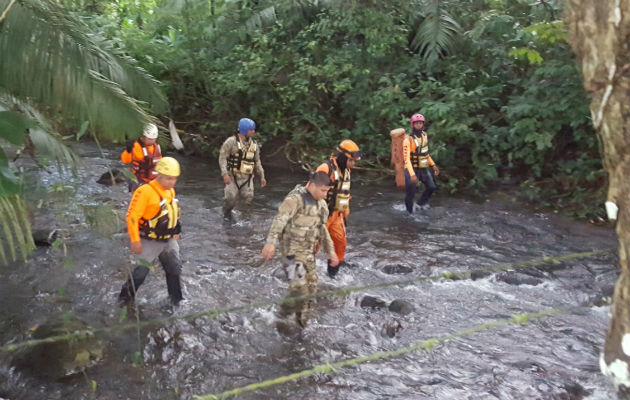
[410,0,462,65]
[28,127,80,170]
[0,98,80,170]
[0,0,167,140]
[0,194,34,266]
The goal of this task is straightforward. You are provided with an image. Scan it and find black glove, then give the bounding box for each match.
[125,140,134,153]
[344,217,348,228]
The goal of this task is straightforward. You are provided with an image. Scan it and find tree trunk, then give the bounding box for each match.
[564,0,630,396]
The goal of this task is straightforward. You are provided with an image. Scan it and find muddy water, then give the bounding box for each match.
[0,143,618,399]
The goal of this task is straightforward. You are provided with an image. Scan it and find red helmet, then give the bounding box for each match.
[410,113,425,129]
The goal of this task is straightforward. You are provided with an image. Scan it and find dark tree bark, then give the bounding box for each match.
[565,0,630,396]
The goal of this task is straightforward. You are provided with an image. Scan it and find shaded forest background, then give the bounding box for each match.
[6,0,605,218]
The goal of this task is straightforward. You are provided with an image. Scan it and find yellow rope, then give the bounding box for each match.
[0,249,612,354]
[194,304,597,399]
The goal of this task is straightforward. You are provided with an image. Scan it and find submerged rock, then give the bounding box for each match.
[32,228,58,246]
[96,168,126,186]
[382,264,414,275]
[381,320,403,338]
[389,299,415,315]
[360,295,387,310]
[496,271,543,286]
[10,314,103,379]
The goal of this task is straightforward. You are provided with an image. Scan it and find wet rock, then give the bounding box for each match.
[10,314,103,379]
[382,264,413,275]
[381,320,403,338]
[389,299,415,315]
[360,295,387,310]
[96,168,126,186]
[496,271,543,286]
[560,381,591,399]
[471,270,492,280]
[32,228,58,246]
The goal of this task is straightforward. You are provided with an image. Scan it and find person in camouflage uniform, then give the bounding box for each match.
[261,172,339,327]
[218,118,266,219]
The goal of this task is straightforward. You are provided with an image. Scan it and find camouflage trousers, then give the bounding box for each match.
[277,254,318,327]
[223,173,254,214]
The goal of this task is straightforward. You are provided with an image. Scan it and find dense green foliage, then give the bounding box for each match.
[0,0,167,263]
[64,0,606,216]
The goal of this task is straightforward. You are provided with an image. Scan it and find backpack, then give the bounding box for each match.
[390,128,407,189]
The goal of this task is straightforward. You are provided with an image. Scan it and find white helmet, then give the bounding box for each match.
[143,123,159,139]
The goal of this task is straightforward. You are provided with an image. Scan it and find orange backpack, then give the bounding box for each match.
[390,128,407,188]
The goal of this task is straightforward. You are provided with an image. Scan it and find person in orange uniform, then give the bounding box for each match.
[403,114,439,213]
[316,139,361,278]
[118,157,183,308]
[120,123,162,192]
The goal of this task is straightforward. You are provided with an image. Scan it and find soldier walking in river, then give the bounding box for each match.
[118,157,184,308]
[261,172,339,327]
[218,118,266,220]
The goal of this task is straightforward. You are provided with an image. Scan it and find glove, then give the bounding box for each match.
[125,140,134,153]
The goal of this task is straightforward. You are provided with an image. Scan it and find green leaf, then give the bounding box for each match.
[51,238,64,250]
[0,111,36,146]
[120,168,138,183]
[139,258,154,271]
[63,256,74,269]
[76,121,90,141]
[119,307,128,323]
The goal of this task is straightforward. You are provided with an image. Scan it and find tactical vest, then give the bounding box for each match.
[325,159,351,213]
[410,132,430,169]
[281,185,328,256]
[139,184,181,241]
[227,136,257,175]
[132,141,162,182]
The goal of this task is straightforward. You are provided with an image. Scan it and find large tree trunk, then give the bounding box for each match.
[565,1,630,397]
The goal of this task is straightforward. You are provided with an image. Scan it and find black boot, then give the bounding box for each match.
[327,260,339,278]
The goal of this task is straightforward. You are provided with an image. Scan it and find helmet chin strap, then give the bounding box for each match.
[412,128,423,136]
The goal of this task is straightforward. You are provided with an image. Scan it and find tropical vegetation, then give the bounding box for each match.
[0,0,605,264]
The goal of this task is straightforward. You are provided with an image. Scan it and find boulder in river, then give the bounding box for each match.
[496,271,543,286]
[381,320,403,338]
[32,228,58,246]
[10,313,104,379]
[388,299,415,315]
[382,264,414,275]
[96,168,126,186]
[360,295,387,310]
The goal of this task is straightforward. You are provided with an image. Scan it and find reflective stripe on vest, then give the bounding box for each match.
[410,133,430,169]
[132,142,162,182]
[139,186,180,241]
[325,159,351,213]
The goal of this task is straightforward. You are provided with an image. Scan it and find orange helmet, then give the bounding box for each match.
[337,139,362,160]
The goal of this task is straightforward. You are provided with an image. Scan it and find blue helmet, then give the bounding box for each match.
[238,118,256,135]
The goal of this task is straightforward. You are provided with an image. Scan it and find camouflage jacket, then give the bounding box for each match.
[218,135,265,179]
[265,185,334,257]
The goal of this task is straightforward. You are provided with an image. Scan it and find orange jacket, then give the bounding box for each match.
[316,157,350,219]
[126,180,175,243]
[120,141,162,182]
[403,132,435,176]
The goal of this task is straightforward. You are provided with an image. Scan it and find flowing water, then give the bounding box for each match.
[0,143,619,399]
